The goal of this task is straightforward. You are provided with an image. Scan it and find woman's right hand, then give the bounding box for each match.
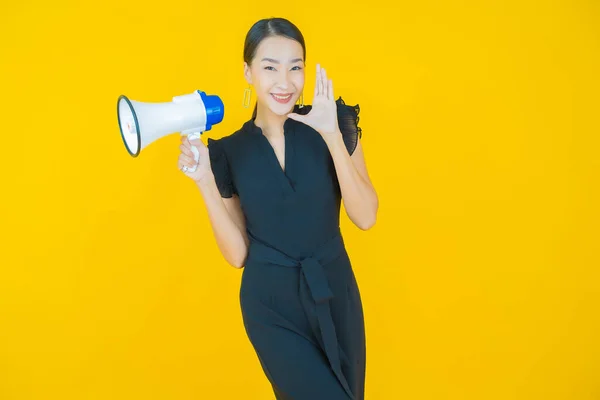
[178,135,213,183]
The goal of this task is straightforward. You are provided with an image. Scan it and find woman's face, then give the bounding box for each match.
[244,35,305,116]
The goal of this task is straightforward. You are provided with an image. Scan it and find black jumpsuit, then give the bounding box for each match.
[207,97,366,400]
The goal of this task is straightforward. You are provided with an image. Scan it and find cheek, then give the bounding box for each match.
[251,71,265,88]
[257,75,275,93]
[293,75,305,91]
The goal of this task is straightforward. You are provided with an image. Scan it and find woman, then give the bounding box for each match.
[177,17,378,400]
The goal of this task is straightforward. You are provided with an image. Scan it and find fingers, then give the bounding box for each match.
[321,67,328,99]
[314,65,320,98]
[178,135,207,174]
[179,136,205,173]
[179,153,195,165]
[316,64,322,96]
[178,153,197,172]
[315,64,333,100]
[189,138,204,148]
[180,143,193,157]
[180,135,205,147]
[180,136,206,158]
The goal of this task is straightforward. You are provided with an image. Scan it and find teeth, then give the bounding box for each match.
[272,94,291,100]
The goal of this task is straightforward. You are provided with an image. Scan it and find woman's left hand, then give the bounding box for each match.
[287,64,340,140]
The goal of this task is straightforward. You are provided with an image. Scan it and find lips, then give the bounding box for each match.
[271,93,293,104]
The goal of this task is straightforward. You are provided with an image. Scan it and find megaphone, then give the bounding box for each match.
[117,90,224,173]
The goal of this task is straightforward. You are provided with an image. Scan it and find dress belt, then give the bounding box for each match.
[245,231,356,400]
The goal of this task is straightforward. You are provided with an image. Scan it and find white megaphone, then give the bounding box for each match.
[117,90,224,173]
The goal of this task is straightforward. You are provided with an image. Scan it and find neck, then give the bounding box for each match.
[254,101,294,138]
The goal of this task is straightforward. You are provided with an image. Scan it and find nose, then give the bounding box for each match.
[276,70,291,90]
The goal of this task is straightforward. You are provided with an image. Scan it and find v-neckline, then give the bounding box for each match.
[249,117,296,194]
[262,130,287,174]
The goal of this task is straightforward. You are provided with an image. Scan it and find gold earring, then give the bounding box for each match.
[243,86,251,108]
[297,92,304,108]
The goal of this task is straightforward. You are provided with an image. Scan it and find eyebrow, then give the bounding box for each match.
[261,57,304,64]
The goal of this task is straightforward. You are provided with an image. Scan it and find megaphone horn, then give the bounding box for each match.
[117,90,225,173]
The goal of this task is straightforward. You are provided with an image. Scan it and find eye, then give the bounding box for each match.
[263,66,302,71]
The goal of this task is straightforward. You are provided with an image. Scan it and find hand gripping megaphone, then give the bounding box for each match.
[117,90,224,173]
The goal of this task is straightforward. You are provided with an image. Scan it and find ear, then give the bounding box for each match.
[243,62,252,85]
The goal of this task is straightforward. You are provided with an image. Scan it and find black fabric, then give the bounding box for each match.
[207,137,236,198]
[288,96,362,156]
[207,96,365,399]
[207,96,361,199]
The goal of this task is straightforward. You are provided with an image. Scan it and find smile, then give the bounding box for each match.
[271,93,293,103]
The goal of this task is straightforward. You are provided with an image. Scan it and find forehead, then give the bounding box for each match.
[255,36,304,61]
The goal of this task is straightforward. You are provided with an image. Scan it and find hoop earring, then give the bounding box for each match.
[243,86,252,108]
[297,92,304,108]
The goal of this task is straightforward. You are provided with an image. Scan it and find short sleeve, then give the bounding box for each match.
[335,96,362,156]
[207,137,236,198]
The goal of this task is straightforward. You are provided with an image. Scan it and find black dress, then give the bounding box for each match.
[207,97,366,400]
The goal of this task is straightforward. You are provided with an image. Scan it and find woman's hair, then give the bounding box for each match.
[243,17,306,120]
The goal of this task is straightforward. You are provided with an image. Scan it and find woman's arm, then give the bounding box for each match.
[326,131,378,230]
[195,174,248,268]
[285,65,377,230]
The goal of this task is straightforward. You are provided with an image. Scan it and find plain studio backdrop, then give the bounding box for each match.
[0,1,598,399]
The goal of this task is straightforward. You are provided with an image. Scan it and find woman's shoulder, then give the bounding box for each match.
[295,96,362,155]
[334,96,362,156]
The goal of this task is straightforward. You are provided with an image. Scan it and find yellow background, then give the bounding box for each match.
[1,0,599,399]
